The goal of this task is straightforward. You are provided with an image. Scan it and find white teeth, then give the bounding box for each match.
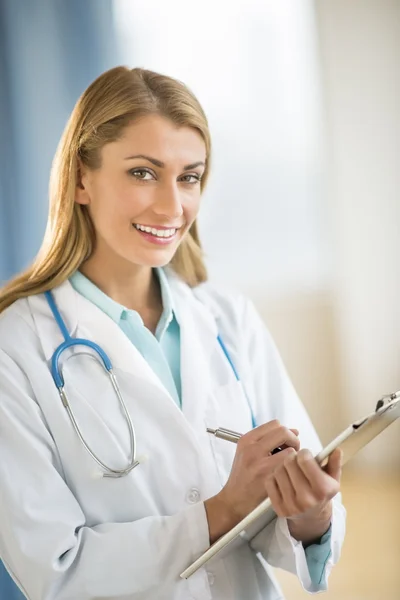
[134,224,177,238]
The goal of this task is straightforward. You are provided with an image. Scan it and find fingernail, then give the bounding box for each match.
[298,449,313,461]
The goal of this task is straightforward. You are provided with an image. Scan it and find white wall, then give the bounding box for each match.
[114,0,330,294]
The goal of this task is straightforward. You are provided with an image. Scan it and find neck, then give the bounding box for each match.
[79,254,162,316]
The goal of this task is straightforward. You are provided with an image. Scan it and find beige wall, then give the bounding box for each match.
[316,0,400,470]
[251,0,400,471]
[253,292,344,446]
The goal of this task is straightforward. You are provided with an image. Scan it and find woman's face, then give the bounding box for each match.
[76,114,207,270]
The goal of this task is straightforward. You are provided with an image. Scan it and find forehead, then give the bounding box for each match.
[101,114,207,165]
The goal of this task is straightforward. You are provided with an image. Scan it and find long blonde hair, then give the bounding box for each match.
[0,66,211,314]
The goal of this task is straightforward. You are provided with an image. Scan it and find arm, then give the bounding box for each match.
[239,299,346,592]
[0,350,209,600]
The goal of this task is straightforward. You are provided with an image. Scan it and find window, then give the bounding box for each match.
[113,0,329,294]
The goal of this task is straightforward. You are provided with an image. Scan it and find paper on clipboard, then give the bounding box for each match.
[180,392,400,579]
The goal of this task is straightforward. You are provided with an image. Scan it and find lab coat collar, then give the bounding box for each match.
[29,280,79,362]
[68,267,176,341]
[29,270,219,400]
[30,278,179,415]
[163,267,218,336]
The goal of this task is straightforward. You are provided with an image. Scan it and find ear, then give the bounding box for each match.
[75,160,91,206]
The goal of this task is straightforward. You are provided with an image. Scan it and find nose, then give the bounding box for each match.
[152,182,183,220]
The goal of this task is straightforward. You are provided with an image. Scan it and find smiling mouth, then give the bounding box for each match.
[132,223,179,239]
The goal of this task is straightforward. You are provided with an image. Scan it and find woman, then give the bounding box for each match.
[0,67,345,600]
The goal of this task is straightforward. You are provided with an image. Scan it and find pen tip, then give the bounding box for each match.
[206,428,216,434]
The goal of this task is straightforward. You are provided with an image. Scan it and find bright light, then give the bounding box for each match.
[113,0,329,294]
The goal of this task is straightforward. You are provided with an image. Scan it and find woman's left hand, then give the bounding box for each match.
[265,448,342,545]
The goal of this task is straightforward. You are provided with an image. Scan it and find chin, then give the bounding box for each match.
[125,249,176,269]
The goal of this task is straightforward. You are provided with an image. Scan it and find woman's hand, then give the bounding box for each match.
[265,448,342,546]
[204,420,300,544]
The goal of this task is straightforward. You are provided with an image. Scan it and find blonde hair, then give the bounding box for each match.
[0,66,211,314]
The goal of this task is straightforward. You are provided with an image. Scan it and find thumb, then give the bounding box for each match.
[324,448,343,482]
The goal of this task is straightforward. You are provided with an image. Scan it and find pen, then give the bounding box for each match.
[206,427,241,443]
[207,427,283,454]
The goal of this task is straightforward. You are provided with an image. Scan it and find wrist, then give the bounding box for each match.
[204,492,240,545]
[287,503,332,546]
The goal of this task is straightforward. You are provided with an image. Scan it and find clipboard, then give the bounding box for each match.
[180,391,400,579]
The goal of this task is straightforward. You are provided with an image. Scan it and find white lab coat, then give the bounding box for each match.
[0,270,346,600]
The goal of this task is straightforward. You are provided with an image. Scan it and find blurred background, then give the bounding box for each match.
[0,0,399,598]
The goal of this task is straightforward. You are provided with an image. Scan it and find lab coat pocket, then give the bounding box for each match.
[205,380,254,485]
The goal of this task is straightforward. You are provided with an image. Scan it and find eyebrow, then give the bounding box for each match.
[124,154,205,170]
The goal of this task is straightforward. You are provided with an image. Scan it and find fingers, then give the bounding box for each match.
[266,448,341,519]
[295,449,320,484]
[324,448,343,482]
[268,452,316,517]
[296,449,340,499]
[238,421,300,467]
[285,452,312,493]
[258,426,301,454]
[245,420,298,444]
[269,461,298,516]
[254,447,296,476]
[264,474,284,514]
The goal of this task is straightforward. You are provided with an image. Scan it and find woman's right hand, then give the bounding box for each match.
[204,420,300,544]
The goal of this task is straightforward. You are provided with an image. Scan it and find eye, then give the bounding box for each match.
[129,168,155,181]
[179,173,202,184]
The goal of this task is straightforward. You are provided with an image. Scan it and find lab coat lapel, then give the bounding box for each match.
[167,274,220,432]
[31,281,177,405]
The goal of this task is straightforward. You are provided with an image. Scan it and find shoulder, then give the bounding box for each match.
[167,269,268,341]
[191,281,269,351]
[192,281,250,325]
[192,281,280,361]
[166,268,249,324]
[0,296,38,355]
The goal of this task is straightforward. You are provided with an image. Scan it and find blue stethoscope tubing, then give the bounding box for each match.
[44,290,139,478]
[44,290,256,478]
[216,334,256,429]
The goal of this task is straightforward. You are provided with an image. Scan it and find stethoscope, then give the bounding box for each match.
[44,290,256,479]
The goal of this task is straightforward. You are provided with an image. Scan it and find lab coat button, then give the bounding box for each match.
[186,488,200,504]
[207,571,215,585]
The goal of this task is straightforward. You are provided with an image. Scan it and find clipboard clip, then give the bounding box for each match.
[375,390,400,412]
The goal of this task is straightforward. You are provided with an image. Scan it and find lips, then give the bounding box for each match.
[133,224,177,238]
[132,223,180,246]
